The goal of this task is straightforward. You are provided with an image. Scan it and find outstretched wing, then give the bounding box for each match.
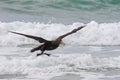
[9,31,47,43]
[58,25,86,39]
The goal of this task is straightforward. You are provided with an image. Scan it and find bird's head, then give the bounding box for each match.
[55,38,65,46]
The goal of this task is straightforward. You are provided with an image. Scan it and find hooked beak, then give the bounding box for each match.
[60,40,65,46]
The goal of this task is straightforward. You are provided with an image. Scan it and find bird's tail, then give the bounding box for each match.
[31,48,37,52]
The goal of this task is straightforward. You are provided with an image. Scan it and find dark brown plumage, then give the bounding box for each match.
[9,25,85,56]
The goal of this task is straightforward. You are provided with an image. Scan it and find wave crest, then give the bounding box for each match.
[0,21,120,46]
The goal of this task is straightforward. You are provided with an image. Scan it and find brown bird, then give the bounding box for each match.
[9,25,85,56]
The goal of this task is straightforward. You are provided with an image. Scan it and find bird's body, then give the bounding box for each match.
[10,25,85,56]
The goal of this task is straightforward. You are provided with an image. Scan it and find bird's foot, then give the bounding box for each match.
[44,53,51,56]
[36,53,51,56]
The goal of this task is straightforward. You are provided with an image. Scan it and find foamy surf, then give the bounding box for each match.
[0,21,120,47]
[0,53,120,80]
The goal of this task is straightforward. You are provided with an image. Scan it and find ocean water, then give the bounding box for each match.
[0,21,120,80]
[0,0,120,80]
[0,0,120,23]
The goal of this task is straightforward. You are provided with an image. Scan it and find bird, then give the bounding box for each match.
[9,25,86,56]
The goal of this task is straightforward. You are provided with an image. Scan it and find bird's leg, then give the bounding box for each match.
[37,53,43,56]
[37,51,44,56]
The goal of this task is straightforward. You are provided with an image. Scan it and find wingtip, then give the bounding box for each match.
[81,25,86,28]
[8,31,14,33]
[8,31,18,34]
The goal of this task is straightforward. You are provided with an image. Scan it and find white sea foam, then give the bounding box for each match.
[0,54,120,79]
[0,21,120,46]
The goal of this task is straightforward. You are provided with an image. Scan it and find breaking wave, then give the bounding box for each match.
[0,21,120,46]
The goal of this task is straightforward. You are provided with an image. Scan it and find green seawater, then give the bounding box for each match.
[0,0,120,23]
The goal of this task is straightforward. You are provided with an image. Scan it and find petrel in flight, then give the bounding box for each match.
[10,25,85,56]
